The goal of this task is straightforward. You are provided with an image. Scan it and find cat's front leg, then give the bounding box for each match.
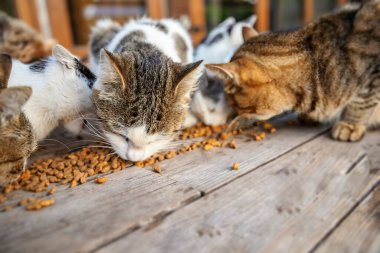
[332,78,380,142]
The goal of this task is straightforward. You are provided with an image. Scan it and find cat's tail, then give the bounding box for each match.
[89,19,122,66]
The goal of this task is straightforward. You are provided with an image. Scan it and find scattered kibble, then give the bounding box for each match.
[2,205,13,212]
[0,194,5,204]
[0,121,280,212]
[96,177,107,184]
[203,144,213,151]
[232,163,240,170]
[229,139,237,149]
[153,165,161,174]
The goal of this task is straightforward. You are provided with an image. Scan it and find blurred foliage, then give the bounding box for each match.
[0,0,16,17]
[205,0,253,30]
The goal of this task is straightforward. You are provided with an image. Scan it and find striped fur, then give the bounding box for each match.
[0,54,36,186]
[90,18,203,161]
[0,12,55,63]
[207,0,380,142]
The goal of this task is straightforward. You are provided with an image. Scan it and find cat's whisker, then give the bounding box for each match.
[42,138,71,151]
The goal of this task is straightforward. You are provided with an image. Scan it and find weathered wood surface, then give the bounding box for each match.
[314,183,380,253]
[0,168,201,253]
[0,119,379,253]
[145,117,329,193]
[97,134,380,253]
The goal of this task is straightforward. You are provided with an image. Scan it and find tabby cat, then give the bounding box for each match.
[207,0,380,142]
[90,18,203,161]
[0,12,55,63]
[0,54,36,185]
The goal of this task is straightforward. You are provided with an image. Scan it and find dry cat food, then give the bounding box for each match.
[232,163,240,170]
[95,177,107,184]
[0,122,278,212]
[153,165,161,174]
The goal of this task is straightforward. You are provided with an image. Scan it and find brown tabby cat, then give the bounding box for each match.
[0,11,55,63]
[0,54,36,186]
[207,0,380,142]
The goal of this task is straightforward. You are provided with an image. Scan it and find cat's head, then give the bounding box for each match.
[0,54,36,185]
[4,16,55,63]
[50,45,96,116]
[190,70,234,125]
[194,15,257,63]
[51,44,96,90]
[205,28,293,121]
[93,49,203,161]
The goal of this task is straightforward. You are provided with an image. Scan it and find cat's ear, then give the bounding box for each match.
[0,87,31,125]
[99,49,127,91]
[0,54,12,89]
[52,44,76,68]
[174,60,204,104]
[206,63,237,83]
[242,27,259,41]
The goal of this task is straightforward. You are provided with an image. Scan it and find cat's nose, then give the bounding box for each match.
[127,148,146,162]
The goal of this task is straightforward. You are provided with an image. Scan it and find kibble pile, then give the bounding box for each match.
[0,122,277,212]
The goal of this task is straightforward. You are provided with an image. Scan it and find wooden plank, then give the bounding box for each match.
[97,135,380,253]
[0,167,201,253]
[14,0,40,31]
[188,0,206,45]
[337,0,349,6]
[45,0,73,48]
[147,0,167,19]
[303,0,314,23]
[314,184,380,253]
[147,116,329,194]
[256,0,270,32]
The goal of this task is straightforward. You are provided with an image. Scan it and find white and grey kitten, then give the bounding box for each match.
[189,15,257,126]
[8,45,96,140]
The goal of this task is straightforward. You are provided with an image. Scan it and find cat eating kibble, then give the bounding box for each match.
[207,0,380,142]
[0,54,36,185]
[90,18,203,161]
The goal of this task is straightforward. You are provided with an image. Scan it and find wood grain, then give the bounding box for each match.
[98,135,379,253]
[314,184,380,253]
[256,0,270,32]
[147,117,329,193]
[0,167,200,253]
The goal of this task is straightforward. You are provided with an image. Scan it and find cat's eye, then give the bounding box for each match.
[125,137,129,142]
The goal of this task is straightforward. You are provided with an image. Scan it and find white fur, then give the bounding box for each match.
[104,125,170,161]
[190,16,256,126]
[191,89,233,126]
[8,45,93,140]
[194,15,257,64]
[106,18,193,64]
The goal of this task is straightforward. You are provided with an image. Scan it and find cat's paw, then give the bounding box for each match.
[332,122,366,142]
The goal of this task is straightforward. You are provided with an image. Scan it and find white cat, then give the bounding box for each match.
[194,15,257,64]
[8,45,96,140]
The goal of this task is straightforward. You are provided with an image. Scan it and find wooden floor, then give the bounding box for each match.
[0,116,379,253]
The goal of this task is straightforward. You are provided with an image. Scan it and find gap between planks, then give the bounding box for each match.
[310,179,380,253]
[91,126,330,251]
